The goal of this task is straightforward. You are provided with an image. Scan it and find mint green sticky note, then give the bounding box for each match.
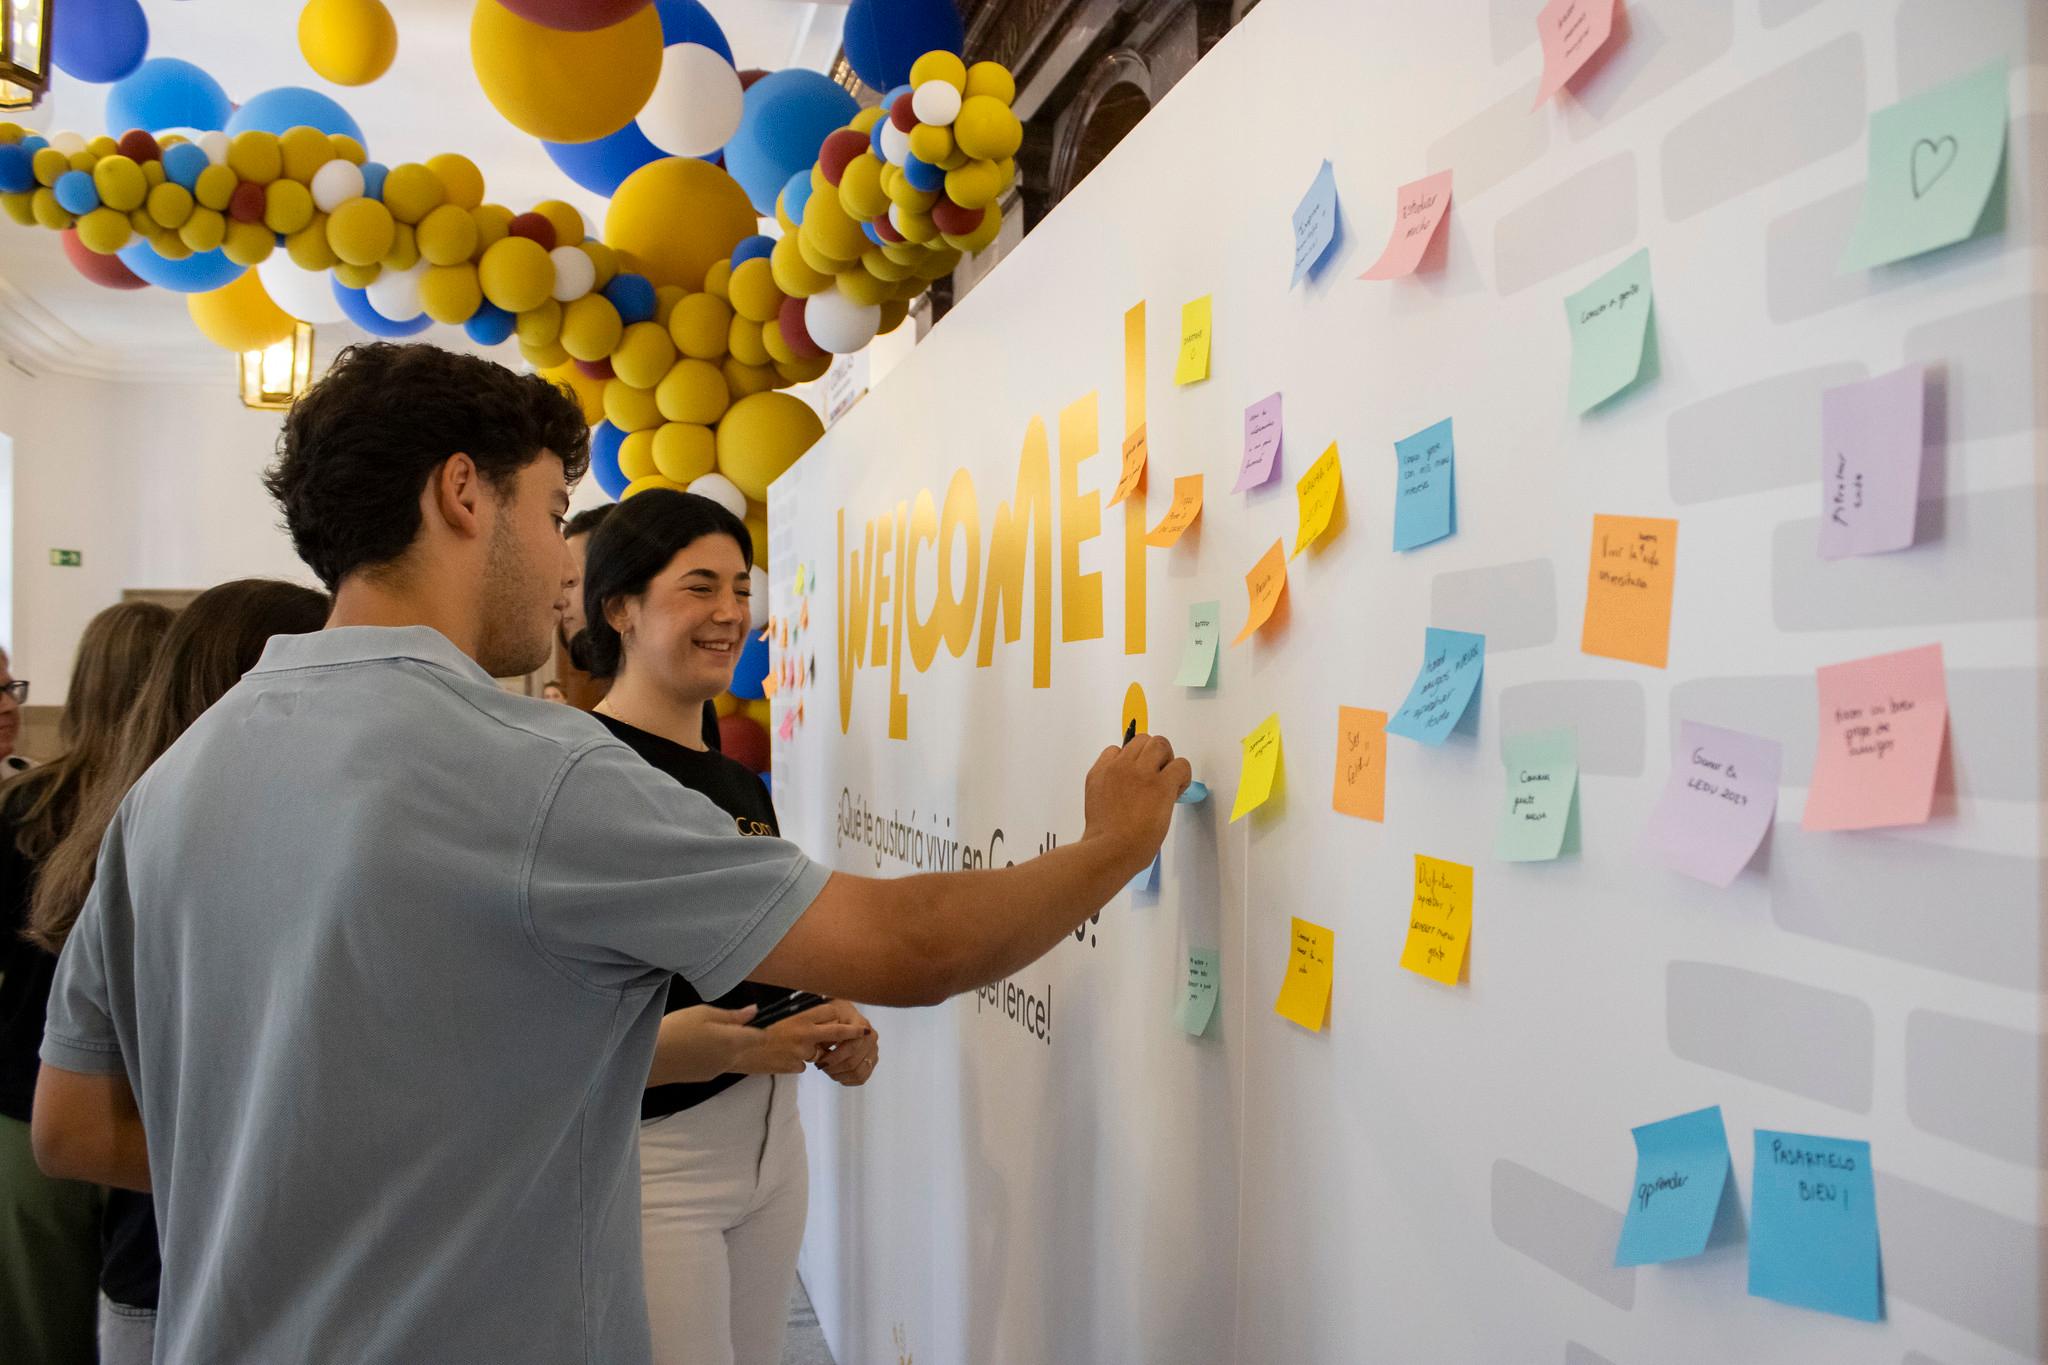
[1842,61,2008,271]
[1178,947,1220,1036]
[1498,727,1580,862]
[1174,601,1220,688]
[1564,248,1655,414]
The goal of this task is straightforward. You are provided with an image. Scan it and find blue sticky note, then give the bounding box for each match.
[1748,1130,1883,1322]
[1615,1106,1732,1266]
[1386,628,1485,745]
[1290,159,1341,286]
[1393,418,1456,550]
[1130,854,1160,895]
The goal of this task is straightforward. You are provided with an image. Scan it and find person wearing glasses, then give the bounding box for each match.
[0,647,30,775]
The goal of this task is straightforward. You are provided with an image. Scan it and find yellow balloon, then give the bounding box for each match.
[618,429,659,482]
[478,234,554,313]
[741,697,770,729]
[332,260,382,289]
[329,133,368,164]
[835,265,893,308]
[188,270,295,351]
[263,179,316,236]
[726,258,782,325]
[383,220,420,271]
[74,207,131,254]
[604,157,756,292]
[702,257,732,301]
[533,199,584,248]
[0,191,33,227]
[954,96,1023,161]
[581,239,619,289]
[799,187,869,264]
[769,233,833,299]
[850,106,887,135]
[328,196,396,266]
[622,474,686,500]
[286,214,337,270]
[944,158,1004,211]
[837,154,889,222]
[721,356,777,399]
[655,357,729,425]
[716,391,824,502]
[472,203,513,252]
[194,163,238,213]
[226,131,282,185]
[745,516,770,569]
[299,0,398,86]
[668,291,732,360]
[603,378,663,433]
[470,0,663,144]
[560,293,623,362]
[520,337,569,369]
[651,422,716,484]
[179,207,227,253]
[941,203,1004,255]
[795,222,854,276]
[879,297,911,335]
[420,263,483,324]
[146,182,194,231]
[964,60,1015,104]
[428,153,485,210]
[758,317,795,367]
[712,691,740,718]
[516,298,564,348]
[611,320,677,389]
[775,353,829,386]
[909,50,968,91]
[380,163,445,225]
[91,156,145,213]
[222,220,276,266]
[727,315,769,368]
[653,284,686,328]
[280,126,334,183]
[30,187,73,231]
[906,122,953,166]
[540,362,607,424]
[860,246,915,283]
[417,203,479,266]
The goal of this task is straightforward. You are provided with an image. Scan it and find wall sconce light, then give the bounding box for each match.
[238,323,315,410]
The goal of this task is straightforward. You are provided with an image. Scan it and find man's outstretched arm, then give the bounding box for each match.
[33,1064,151,1191]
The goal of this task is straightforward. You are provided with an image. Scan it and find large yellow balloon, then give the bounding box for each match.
[188,271,296,352]
[715,391,824,502]
[603,157,756,292]
[299,0,398,87]
[540,361,606,424]
[470,0,662,144]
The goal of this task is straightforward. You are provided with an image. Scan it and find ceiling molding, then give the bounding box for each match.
[0,275,223,383]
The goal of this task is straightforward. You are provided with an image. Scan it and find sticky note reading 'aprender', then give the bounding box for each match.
[1565,248,1655,414]
[1819,364,1926,560]
[1290,159,1341,286]
[1399,854,1471,986]
[1273,917,1334,1032]
[1748,1130,1883,1323]
[1110,424,1148,507]
[1331,706,1387,822]
[1175,295,1212,386]
[1230,713,1283,822]
[1843,60,2008,271]
[1360,169,1452,281]
[1802,642,1947,832]
[1179,947,1220,1036]
[1497,728,1579,862]
[1581,514,1678,669]
[1291,442,1343,557]
[1174,601,1220,688]
[1386,627,1484,745]
[1531,0,1618,109]
[1645,722,1781,887]
[1614,1106,1732,1267]
[1233,540,1287,645]
[1392,417,1455,551]
[1237,392,1283,492]
[1145,474,1203,547]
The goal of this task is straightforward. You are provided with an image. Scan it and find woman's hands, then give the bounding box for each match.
[732,999,871,1076]
[644,999,880,1088]
[647,1003,763,1087]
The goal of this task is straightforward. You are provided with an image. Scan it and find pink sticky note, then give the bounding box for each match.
[1532,0,1618,109]
[1360,170,1453,280]
[1645,722,1782,887]
[1819,363,1926,559]
[1802,643,1948,832]
[1235,392,1283,492]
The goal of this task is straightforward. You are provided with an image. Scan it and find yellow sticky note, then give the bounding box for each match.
[1232,539,1287,644]
[1110,424,1148,506]
[1399,854,1472,985]
[1174,295,1212,385]
[1292,441,1343,556]
[1581,513,1679,668]
[1230,712,1283,822]
[1332,706,1386,822]
[1273,916,1334,1032]
[1145,474,1204,547]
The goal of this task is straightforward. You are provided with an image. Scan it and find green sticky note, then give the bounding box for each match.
[1497,727,1580,862]
[1178,947,1220,1036]
[1174,600,1220,688]
[1564,248,1655,414]
[1842,61,2008,271]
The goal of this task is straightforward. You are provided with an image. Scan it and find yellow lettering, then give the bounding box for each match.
[1058,391,1102,642]
[936,468,980,659]
[904,487,942,673]
[836,510,876,733]
[869,512,892,666]
[1121,302,1147,656]
[887,502,909,739]
[977,417,1054,689]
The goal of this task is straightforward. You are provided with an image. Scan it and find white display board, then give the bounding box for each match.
[768,2,2047,1361]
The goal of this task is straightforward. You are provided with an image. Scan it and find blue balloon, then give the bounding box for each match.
[543,121,665,198]
[331,280,433,337]
[841,0,964,93]
[0,145,33,195]
[861,219,884,247]
[226,87,364,145]
[604,273,658,325]
[780,168,813,221]
[116,244,246,293]
[729,630,770,699]
[654,0,733,64]
[161,142,210,190]
[867,117,888,159]
[19,136,47,154]
[730,235,774,268]
[756,770,771,798]
[723,69,858,214]
[588,421,629,500]
[52,0,149,84]
[902,153,943,193]
[359,162,389,201]
[53,170,99,215]
[104,58,233,134]
[464,301,516,346]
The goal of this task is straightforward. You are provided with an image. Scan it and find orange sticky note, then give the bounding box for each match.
[1273,917,1334,1032]
[1532,0,1618,109]
[762,669,779,699]
[1399,854,1472,986]
[1145,475,1204,547]
[1291,442,1343,557]
[1332,706,1387,822]
[1110,425,1148,507]
[1581,514,1677,668]
[1232,539,1287,644]
[1230,712,1283,822]
[1802,643,1948,832]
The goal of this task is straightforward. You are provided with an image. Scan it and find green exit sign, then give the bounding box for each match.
[49,549,81,567]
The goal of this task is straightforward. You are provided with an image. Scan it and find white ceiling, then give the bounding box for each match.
[0,0,847,379]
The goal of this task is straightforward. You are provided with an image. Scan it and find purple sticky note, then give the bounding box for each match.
[1644,721,1782,887]
[1819,363,1926,559]
[1236,392,1283,492]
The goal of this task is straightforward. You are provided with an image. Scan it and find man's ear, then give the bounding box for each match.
[426,453,487,541]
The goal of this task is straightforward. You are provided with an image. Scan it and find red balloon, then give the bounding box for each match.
[115,129,161,163]
[737,68,768,91]
[60,230,147,288]
[872,213,905,244]
[492,0,650,32]
[929,196,981,236]
[817,128,868,187]
[573,355,614,380]
[889,92,918,132]
[507,212,557,251]
[717,713,770,772]
[777,295,825,360]
[228,182,267,224]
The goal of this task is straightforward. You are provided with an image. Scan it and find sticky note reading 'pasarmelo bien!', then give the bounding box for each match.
[1581,514,1677,668]
[1748,1131,1882,1322]
[1273,918,1334,1032]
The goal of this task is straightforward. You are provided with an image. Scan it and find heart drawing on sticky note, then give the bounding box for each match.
[1910,134,1959,198]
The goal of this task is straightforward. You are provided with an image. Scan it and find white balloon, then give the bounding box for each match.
[638,43,744,158]
[310,159,365,212]
[686,471,747,520]
[910,81,961,127]
[197,130,230,165]
[548,244,595,302]
[49,130,85,154]
[878,121,911,167]
[257,256,346,324]
[748,566,768,630]
[803,289,880,355]
[365,260,427,322]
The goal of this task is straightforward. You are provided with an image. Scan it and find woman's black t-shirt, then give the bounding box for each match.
[591,712,791,1122]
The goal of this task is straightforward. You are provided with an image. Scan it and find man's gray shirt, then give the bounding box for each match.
[41,626,830,1363]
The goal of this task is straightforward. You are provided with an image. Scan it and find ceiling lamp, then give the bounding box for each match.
[0,0,52,111]
[238,324,316,411]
